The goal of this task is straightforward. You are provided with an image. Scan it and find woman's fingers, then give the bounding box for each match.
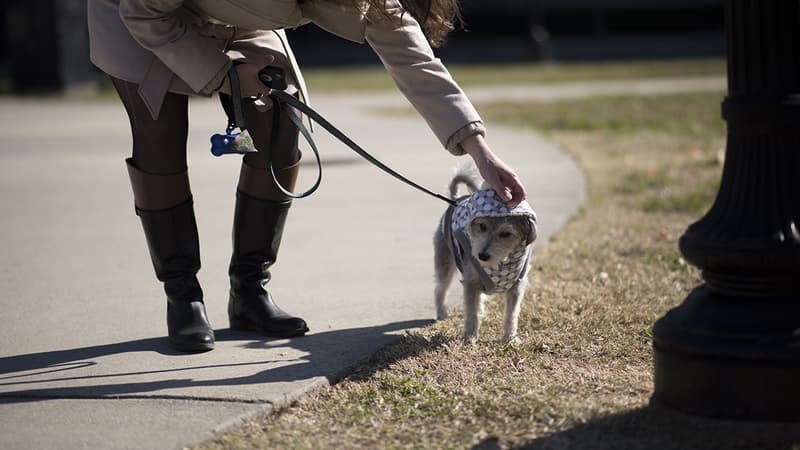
[500,170,527,207]
[481,165,511,202]
[460,133,527,206]
[490,166,526,207]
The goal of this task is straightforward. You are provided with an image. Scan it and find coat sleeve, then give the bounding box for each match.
[364,5,485,155]
[118,0,231,94]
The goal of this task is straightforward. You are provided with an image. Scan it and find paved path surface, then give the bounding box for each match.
[0,76,722,449]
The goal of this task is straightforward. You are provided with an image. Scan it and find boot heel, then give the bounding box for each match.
[229,316,253,330]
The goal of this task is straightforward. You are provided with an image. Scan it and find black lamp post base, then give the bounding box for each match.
[653,285,800,420]
[651,0,800,420]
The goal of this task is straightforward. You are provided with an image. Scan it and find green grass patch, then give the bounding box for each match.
[449,59,724,87]
[477,91,726,139]
[302,59,724,92]
[616,171,672,195]
[641,182,719,215]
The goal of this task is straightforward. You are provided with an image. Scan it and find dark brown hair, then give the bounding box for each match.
[321,0,462,47]
[395,0,462,47]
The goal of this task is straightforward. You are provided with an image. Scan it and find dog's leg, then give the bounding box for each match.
[434,265,455,321]
[462,280,483,344]
[501,277,527,344]
[433,224,455,320]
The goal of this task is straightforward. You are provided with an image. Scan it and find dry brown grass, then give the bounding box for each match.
[194,91,800,450]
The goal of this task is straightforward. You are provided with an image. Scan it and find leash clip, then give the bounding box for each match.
[258,66,288,91]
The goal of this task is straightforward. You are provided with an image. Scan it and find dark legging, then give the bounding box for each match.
[111,76,299,176]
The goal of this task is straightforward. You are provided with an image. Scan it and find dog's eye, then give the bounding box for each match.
[478,223,487,232]
[499,231,512,239]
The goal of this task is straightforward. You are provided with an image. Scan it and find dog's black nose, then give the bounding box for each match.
[478,252,490,261]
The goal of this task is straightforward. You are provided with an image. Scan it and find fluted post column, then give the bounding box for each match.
[652,0,800,420]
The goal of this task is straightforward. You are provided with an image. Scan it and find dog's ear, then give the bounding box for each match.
[525,217,538,245]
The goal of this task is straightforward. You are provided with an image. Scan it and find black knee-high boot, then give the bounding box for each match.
[126,159,215,352]
[227,162,308,337]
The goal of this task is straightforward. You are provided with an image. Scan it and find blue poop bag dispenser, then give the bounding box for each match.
[210,125,256,156]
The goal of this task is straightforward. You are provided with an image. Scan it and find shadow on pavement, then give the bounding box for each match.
[0,319,434,403]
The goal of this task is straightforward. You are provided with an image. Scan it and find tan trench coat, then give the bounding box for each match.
[88,0,484,154]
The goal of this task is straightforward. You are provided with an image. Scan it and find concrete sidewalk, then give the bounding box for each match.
[0,86,584,449]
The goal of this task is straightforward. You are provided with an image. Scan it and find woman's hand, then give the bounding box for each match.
[461,133,527,207]
[218,54,276,98]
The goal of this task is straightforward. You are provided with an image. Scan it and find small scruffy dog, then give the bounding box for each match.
[433,169,537,344]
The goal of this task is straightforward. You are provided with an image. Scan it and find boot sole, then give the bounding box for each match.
[229,317,309,338]
[169,339,215,352]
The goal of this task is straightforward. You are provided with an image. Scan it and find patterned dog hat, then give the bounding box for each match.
[446,188,538,293]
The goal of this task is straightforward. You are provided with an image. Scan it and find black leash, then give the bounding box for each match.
[274,88,457,205]
[216,66,457,206]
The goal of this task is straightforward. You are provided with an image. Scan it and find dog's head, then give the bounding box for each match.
[466,215,536,268]
[451,187,538,269]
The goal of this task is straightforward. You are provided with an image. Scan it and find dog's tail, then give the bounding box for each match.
[448,165,481,199]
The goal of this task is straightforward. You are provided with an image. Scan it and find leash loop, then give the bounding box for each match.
[269,99,322,199]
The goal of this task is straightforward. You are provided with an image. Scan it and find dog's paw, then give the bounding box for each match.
[462,333,479,345]
[500,335,521,346]
[435,308,449,321]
